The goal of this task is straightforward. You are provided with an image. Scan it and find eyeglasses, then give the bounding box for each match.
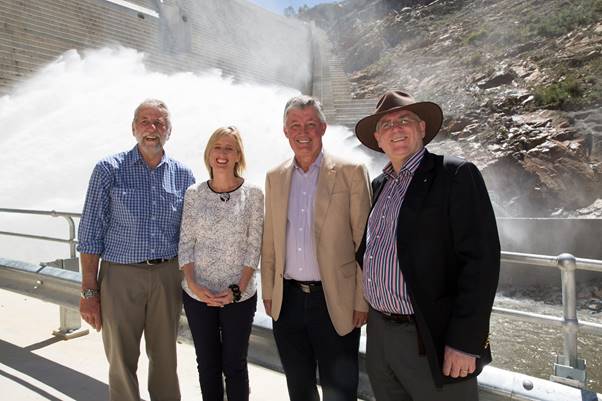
[137,119,168,130]
[378,117,421,131]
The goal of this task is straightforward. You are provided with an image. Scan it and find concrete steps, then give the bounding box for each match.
[309,28,377,129]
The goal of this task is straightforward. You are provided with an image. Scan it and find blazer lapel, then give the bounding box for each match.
[314,154,336,241]
[275,159,294,254]
[372,174,387,205]
[400,150,437,215]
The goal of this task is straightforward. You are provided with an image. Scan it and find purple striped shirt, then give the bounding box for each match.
[363,148,425,314]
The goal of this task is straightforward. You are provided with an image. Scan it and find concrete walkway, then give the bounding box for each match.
[0,289,297,401]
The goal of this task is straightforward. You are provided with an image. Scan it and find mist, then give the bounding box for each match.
[0,46,374,264]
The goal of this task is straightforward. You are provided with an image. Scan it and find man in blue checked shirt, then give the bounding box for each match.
[355,91,500,401]
[78,99,195,401]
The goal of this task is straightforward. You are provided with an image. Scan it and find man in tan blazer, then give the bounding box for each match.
[261,95,371,401]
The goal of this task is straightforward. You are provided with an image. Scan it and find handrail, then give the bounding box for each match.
[502,251,602,273]
[0,207,84,338]
[0,207,80,258]
[492,306,602,335]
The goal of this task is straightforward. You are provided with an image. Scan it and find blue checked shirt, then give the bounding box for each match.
[363,148,425,314]
[77,145,195,264]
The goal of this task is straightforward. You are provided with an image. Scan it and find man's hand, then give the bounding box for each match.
[353,310,368,327]
[80,296,102,331]
[442,345,476,378]
[263,299,272,316]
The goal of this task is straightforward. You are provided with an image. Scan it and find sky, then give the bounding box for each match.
[248,0,334,15]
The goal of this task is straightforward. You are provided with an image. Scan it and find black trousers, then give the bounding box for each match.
[183,291,257,401]
[273,280,360,401]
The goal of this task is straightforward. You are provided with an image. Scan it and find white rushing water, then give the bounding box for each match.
[0,46,376,264]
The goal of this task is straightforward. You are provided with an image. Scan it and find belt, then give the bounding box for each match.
[134,257,175,266]
[287,279,322,294]
[378,310,414,324]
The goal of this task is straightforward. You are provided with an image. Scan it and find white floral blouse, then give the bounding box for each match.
[178,181,264,302]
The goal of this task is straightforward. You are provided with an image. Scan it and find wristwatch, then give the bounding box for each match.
[228,284,242,303]
[80,288,99,299]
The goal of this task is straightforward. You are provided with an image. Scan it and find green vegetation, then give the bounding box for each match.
[534,56,602,109]
[464,29,488,45]
[528,0,602,38]
[533,76,583,108]
[467,52,483,66]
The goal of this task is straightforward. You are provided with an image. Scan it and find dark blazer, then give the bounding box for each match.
[357,149,500,387]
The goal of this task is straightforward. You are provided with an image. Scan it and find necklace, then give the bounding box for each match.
[207,179,243,203]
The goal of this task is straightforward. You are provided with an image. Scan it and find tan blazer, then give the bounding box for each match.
[261,153,371,336]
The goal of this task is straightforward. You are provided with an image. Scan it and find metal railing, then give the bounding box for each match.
[1,208,602,390]
[0,207,87,339]
[496,251,602,387]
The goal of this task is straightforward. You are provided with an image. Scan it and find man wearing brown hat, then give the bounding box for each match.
[355,90,500,400]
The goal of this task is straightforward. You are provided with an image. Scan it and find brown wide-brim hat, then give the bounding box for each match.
[354,90,443,152]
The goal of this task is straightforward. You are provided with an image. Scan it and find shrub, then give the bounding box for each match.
[533,76,583,108]
[464,29,488,45]
[529,0,602,37]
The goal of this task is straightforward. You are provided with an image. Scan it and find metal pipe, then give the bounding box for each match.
[64,216,77,259]
[572,257,602,273]
[557,253,579,368]
[0,230,77,244]
[492,307,602,335]
[0,207,81,218]
[501,251,602,273]
[493,307,563,327]
[501,251,561,269]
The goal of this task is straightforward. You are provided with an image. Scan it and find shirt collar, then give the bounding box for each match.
[293,151,323,173]
[127,145,170,168]
[383,147,425,179]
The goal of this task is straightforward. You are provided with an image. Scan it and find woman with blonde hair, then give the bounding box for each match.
[178,126,263,401]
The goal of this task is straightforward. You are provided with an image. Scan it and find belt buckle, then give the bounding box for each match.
[382,311,412,323]
[299,283,311,293]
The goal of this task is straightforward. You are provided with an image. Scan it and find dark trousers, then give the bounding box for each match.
[366,308,478,401]
[273,280,360,401]
[183,291,257,401]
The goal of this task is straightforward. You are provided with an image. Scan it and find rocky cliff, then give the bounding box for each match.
[297,0,602,216]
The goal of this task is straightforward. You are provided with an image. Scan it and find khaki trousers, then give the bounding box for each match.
[99,260,182,401]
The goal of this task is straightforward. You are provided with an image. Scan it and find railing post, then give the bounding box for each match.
[550,253,587,388]
[51,214,88,340]
[64,215,77,259]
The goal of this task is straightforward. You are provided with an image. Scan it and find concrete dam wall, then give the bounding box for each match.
[0,0,313,96]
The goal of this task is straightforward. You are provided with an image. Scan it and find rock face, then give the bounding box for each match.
[297,0,602,216]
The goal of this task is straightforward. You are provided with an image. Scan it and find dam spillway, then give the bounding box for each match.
[0,0,313,95]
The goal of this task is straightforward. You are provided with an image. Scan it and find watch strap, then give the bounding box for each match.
[81,288,99,299]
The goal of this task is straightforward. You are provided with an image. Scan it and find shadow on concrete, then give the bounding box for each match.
[0,339,108,401]
[24,337,62,352]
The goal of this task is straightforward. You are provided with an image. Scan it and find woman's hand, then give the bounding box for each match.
[213,289,234,305]
[189,282,223,307]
